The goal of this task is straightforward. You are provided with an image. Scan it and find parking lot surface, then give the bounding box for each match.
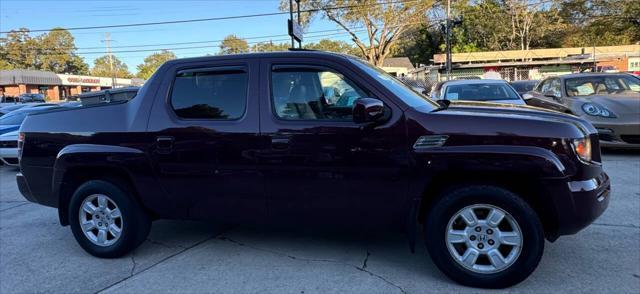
[1,152,639,293]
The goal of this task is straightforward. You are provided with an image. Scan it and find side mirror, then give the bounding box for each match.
[353,97,385,124]
[522,93,533,100]
[543,90,560,99]
[436,99,451,108]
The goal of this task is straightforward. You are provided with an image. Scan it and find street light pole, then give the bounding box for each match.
[289,0,295,48]
[445,0,452,80]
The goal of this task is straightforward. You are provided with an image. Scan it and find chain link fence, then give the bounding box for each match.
[400,67,556,92]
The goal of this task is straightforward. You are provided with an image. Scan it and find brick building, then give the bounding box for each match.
[0,69,143,101]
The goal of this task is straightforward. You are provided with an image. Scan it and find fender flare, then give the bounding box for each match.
[52,144,149,225]
[406,145,569,251]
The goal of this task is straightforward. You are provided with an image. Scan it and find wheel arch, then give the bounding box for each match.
[53,144,153,226]
[417,170,560,242]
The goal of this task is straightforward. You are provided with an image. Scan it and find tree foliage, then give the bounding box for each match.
[396,0,639,65]
[281,0,434,66]
[0,27,88,74]
[251,41,290,52]
[136,50,176,79]
[91,55,132,78]
[219,35,249,54]
[304,39,361,56]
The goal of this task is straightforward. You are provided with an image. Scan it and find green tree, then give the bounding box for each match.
[0,27,88,74]
[393,24,444,65]
[91,55,132,78]
[0,28,41,70]
[219,35,249,54]
[304,39,360,56]
[281,0,434,66]
[251,41,290,52]
[136,50,176,79]
[39,28,89,74]
[560,0,640,46]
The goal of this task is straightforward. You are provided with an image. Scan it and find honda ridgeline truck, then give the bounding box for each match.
[16,51,610,288]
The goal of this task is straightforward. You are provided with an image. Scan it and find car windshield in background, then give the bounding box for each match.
[565,75,640,97]
[349,57,439,109]
[511,81,537,93]
[444,83,520,101]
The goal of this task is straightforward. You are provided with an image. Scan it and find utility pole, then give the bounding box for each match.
[445,0,452,80]
[103,33,117,88]
[592,44,597,72]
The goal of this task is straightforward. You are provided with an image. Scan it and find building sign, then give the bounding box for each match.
[57,74,133,87]
[66,77,100,84]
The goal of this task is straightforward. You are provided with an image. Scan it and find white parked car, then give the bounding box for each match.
[0,130,19,166]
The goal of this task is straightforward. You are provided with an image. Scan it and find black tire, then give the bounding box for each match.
[69,180,151,258]
[424,185,544,288]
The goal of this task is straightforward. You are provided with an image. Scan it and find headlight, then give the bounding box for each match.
[581,103,615,117]
[571,137,592,163]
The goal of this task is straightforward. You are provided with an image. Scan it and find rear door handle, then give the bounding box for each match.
[271,136,290,150]
[156,136,174,150]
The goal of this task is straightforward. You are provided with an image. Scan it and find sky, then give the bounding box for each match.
[0,0,361,73]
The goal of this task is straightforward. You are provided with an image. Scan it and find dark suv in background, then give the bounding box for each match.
[16,51,610,288]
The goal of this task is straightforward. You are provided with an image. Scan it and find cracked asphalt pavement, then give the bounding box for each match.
[1,152,639,293]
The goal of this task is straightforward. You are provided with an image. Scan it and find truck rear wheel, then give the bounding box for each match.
[424,185,544,288]
[68,180,151,258]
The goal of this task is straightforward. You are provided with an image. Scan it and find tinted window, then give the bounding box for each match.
[565,75,640,97]
[511,81,537,93]
[271,67,366,120]
[443,83,520,101]
[171,68,247,119]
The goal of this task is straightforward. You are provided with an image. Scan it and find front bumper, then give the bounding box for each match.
[594,122,640,149]
[547,172,610,237]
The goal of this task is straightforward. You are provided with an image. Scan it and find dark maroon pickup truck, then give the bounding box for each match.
[16,51,610,288]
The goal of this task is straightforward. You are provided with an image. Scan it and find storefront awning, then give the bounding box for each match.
[0,70,62,86]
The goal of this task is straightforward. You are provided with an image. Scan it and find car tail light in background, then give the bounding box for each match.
[17,132,25,161]
[572,137,592,163]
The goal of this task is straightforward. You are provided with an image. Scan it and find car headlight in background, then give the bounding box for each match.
[581,103,616,117]
[571,137,592,163]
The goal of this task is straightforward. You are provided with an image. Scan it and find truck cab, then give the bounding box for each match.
[16,51,610,288]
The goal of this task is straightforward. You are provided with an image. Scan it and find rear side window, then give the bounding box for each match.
[170,68,248,120]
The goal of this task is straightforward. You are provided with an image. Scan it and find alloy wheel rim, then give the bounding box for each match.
[79,194,123,247]
[445,204,523,274]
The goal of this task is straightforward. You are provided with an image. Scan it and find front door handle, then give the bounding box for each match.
[156,136,174,150]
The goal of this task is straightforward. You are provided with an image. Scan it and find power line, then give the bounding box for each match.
[33,28,386,56]
[0,0,418,34]
[26,19,442,53]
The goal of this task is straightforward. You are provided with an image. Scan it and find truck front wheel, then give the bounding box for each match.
[68,180,151,258]
[424,185,544,288]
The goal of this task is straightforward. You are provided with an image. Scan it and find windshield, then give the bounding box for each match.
[349,58,438,110]
[443,83,521,101]
[0,112,27,125]
[565,75,640,97]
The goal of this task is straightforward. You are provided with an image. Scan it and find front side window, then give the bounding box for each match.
[170,68,248,119]
[548,79,561,97]
[271,66,366,120]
